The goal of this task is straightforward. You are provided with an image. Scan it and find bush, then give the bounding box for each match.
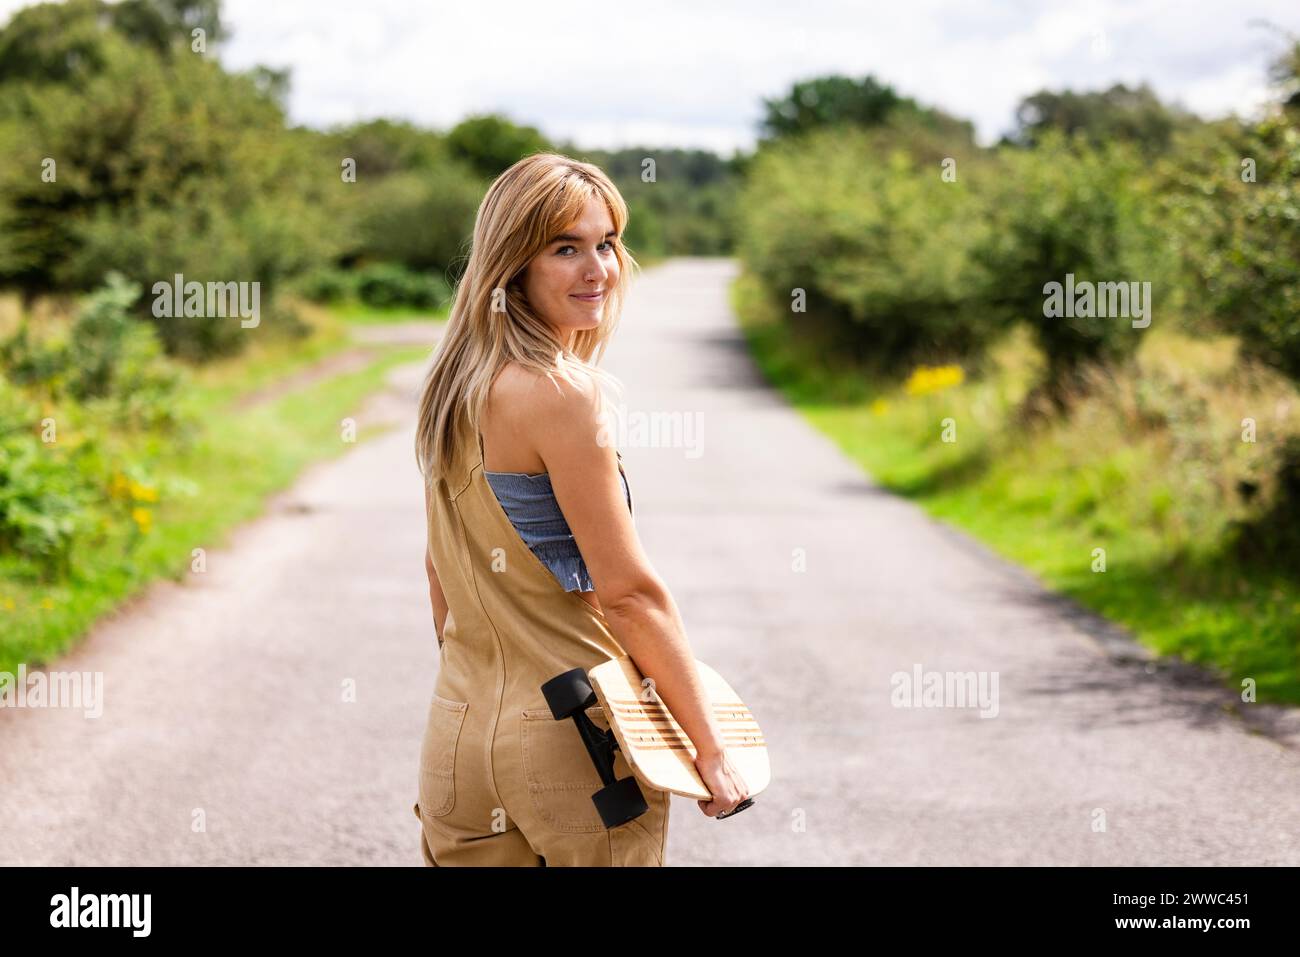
[0,379,89,577]
[973,134,1167,405]
[0,272,187,432]
[0,30,344,360]
[0,273,188,578]
[1228,434,1300,574]
[737,124,997,373]
[353,166,483,272]
[354,262,450,311]
[1174,119,1300,382]
[295,266,357,304]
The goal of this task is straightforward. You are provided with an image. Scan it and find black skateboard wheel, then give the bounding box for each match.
[540,668,597,720]
[593,775,649,829]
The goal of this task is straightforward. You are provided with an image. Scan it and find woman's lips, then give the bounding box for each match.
[571,293,603,301]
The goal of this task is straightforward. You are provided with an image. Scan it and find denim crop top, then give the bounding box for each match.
[484,466,631,593]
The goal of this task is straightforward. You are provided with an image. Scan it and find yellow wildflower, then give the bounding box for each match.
[132,507,153,533]
[904,364,965,397]
[129,480,159,503]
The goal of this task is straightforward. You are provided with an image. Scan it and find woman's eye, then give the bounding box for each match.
[557,241,616,255]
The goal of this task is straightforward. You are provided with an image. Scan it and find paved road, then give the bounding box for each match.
[1,258,1297,865]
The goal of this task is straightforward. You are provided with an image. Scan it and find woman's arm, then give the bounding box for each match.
[424,480,450,642]
[519,373,728,760]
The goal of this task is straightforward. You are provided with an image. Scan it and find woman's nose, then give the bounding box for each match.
[585,258,608,281]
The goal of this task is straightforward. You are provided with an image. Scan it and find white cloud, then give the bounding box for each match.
[2,0,1297,148]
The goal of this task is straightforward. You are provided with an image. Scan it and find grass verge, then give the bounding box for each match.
[0,340,431,673]
[732,270,1300,705]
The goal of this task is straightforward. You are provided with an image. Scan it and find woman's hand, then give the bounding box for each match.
[694,748,750,817]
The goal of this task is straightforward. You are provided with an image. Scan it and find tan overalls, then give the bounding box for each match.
[412,408,670,866]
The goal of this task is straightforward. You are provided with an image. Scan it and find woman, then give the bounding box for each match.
[411,153,749,866]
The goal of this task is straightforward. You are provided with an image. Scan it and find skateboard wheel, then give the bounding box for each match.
[592,776,649,829]
[716,798,754,819]
[540,668,597,720]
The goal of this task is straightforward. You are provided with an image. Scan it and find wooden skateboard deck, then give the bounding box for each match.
[588,655,770,802]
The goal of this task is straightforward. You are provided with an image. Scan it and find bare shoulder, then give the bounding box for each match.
[501,362,602,443]
[485,361,603,470]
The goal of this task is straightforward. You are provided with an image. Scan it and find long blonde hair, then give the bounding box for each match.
[415,152,636,484]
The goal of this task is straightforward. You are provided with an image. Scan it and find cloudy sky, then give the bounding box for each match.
[5,0,1299,152]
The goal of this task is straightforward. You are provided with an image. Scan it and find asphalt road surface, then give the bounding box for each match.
[1,258,1296,865]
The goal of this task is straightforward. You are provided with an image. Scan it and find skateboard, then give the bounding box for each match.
[540,655,770,829]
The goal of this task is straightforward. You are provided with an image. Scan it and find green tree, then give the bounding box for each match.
[0,26,340,355]
[1010,83,1190,154]
[323,118,450,179]
[354,166,484,273]
[0,0,223,87]
[974,133,1165,407]
[739,125,994,371]
[759,74,975,147]
[575,146,744,256]
[1168,44,1300,381]
[444,113,552,179]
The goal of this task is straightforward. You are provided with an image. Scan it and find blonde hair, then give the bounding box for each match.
[414,152,636,484]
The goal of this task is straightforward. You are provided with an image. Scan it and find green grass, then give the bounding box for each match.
[0,342,431,673]
[182,320,354,406]
[732,272,1300,705]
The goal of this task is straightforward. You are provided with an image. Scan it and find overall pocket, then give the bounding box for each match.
[520,705,618,833]
[418,694,468,818]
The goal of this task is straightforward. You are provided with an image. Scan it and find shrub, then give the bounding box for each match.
[354,262,450,311]
[0,274,188,578]
[737,124,998,373]
[0,32,343,359]
[1174,119,1300,382]
[295,266,357,304]
[1,273,187,431]
[353,166,482,272]
[0,379,88,576]
[973,133,1167,406]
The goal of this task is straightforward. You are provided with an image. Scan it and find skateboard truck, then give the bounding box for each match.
[541,668,650,829]
[541,667,756,829]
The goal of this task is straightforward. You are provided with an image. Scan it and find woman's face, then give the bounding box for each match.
[518,195,619,348]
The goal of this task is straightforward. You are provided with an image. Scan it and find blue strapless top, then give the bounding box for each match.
[484,467,631,593]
